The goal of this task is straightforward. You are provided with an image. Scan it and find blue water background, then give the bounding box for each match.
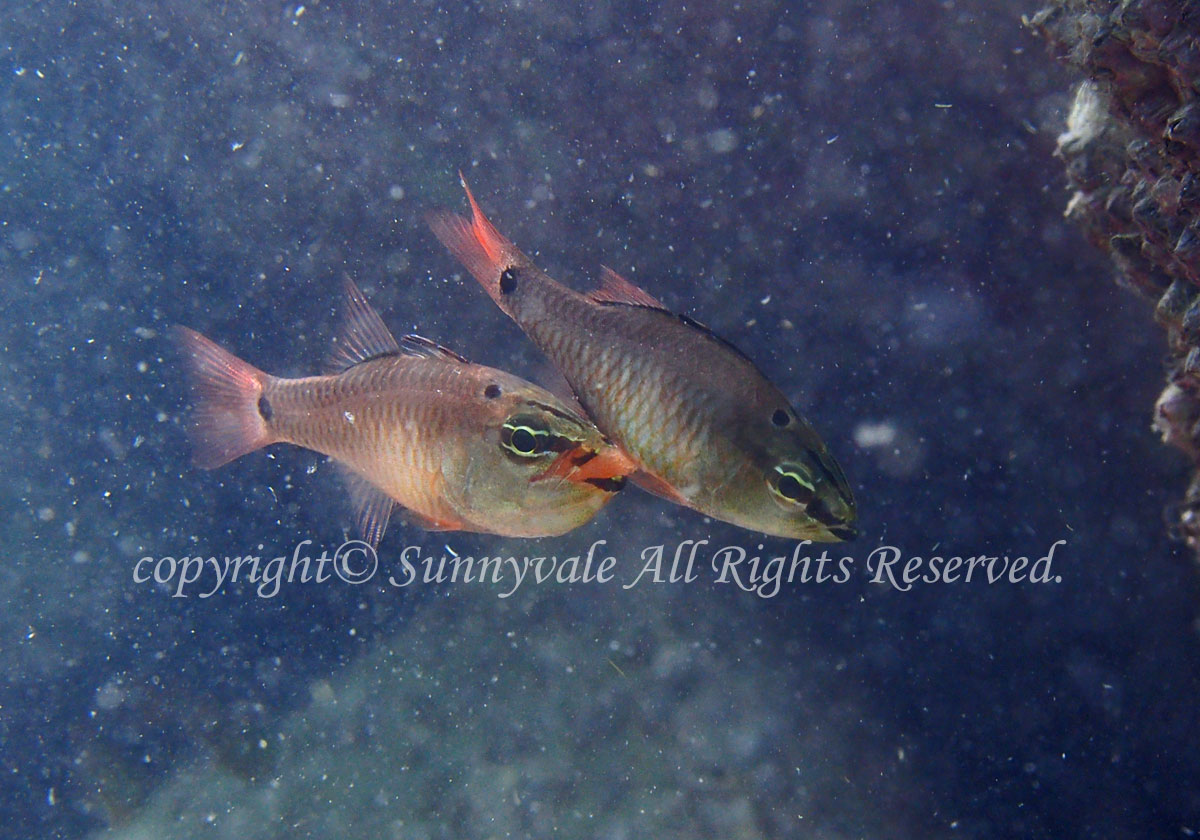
[2,1,1198,837]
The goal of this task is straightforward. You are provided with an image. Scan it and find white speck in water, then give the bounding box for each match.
[706,128,738,154]
[95,677,126,710]
[853,422,897,448]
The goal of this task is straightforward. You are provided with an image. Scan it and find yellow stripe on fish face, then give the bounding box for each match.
[499,414,583,459]
[768,464,816,506]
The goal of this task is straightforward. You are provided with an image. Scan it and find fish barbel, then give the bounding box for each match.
[429,178,857,541]
[176,279,633,544]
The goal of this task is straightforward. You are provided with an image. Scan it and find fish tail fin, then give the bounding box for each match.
[174,326,275,468]
[427,173,522,309]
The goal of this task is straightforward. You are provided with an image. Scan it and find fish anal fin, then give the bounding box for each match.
[589,266,667,310]
[632,470,693,507]
[327,277,402,373]
[398,334,471,364]
[402,509,465,532]
[333,462,396,548]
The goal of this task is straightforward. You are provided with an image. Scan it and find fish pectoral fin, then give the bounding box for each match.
[589,266,668,311]
[631,470,694,507]
[333,461,396,547]
[327,277,403,373]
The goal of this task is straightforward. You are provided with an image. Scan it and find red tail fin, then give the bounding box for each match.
[174,327,274,468]
[427,174,521,308]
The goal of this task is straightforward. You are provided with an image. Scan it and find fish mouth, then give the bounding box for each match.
[534,443,636,490]
[827,524,858,542]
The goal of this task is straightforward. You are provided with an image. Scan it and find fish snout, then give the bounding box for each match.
[806,488,858,542]
[827,523,859,542]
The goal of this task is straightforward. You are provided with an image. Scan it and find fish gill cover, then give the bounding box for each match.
[0,1,1198,839]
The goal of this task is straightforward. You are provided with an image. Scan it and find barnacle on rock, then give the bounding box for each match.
[1028,1,1200,553]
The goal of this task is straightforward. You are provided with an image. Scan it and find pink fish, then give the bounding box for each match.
[177,279,633,544]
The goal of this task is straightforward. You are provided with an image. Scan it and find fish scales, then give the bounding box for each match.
[263,358,468,512]
[430,180,858,540]
[176,280,635,544]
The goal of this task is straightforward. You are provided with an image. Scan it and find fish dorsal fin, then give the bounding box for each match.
[398,334,471,364]
[675,311,760,368]
[327,278,402,373]
[589,266,668,310]
[333,461,396,548]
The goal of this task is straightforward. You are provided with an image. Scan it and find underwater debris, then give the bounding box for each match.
[1028,0,1200,555]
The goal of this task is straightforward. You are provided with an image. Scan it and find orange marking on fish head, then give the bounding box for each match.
[535,442,637,486]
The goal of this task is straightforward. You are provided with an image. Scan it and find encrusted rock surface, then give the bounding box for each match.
[1029,0,1200,550]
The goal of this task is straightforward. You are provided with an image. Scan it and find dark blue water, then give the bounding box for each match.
[3,1,1198,837]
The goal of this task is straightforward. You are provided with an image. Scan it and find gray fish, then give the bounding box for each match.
[430,179,857,541]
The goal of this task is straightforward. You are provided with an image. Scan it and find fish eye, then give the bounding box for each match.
[771,408,790,428]
[484,383,501,399]
[769,464,814,505]
[501,415,557,458]
[511,427,537,453]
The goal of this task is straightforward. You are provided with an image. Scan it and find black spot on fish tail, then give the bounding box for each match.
[257,395,273,422]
